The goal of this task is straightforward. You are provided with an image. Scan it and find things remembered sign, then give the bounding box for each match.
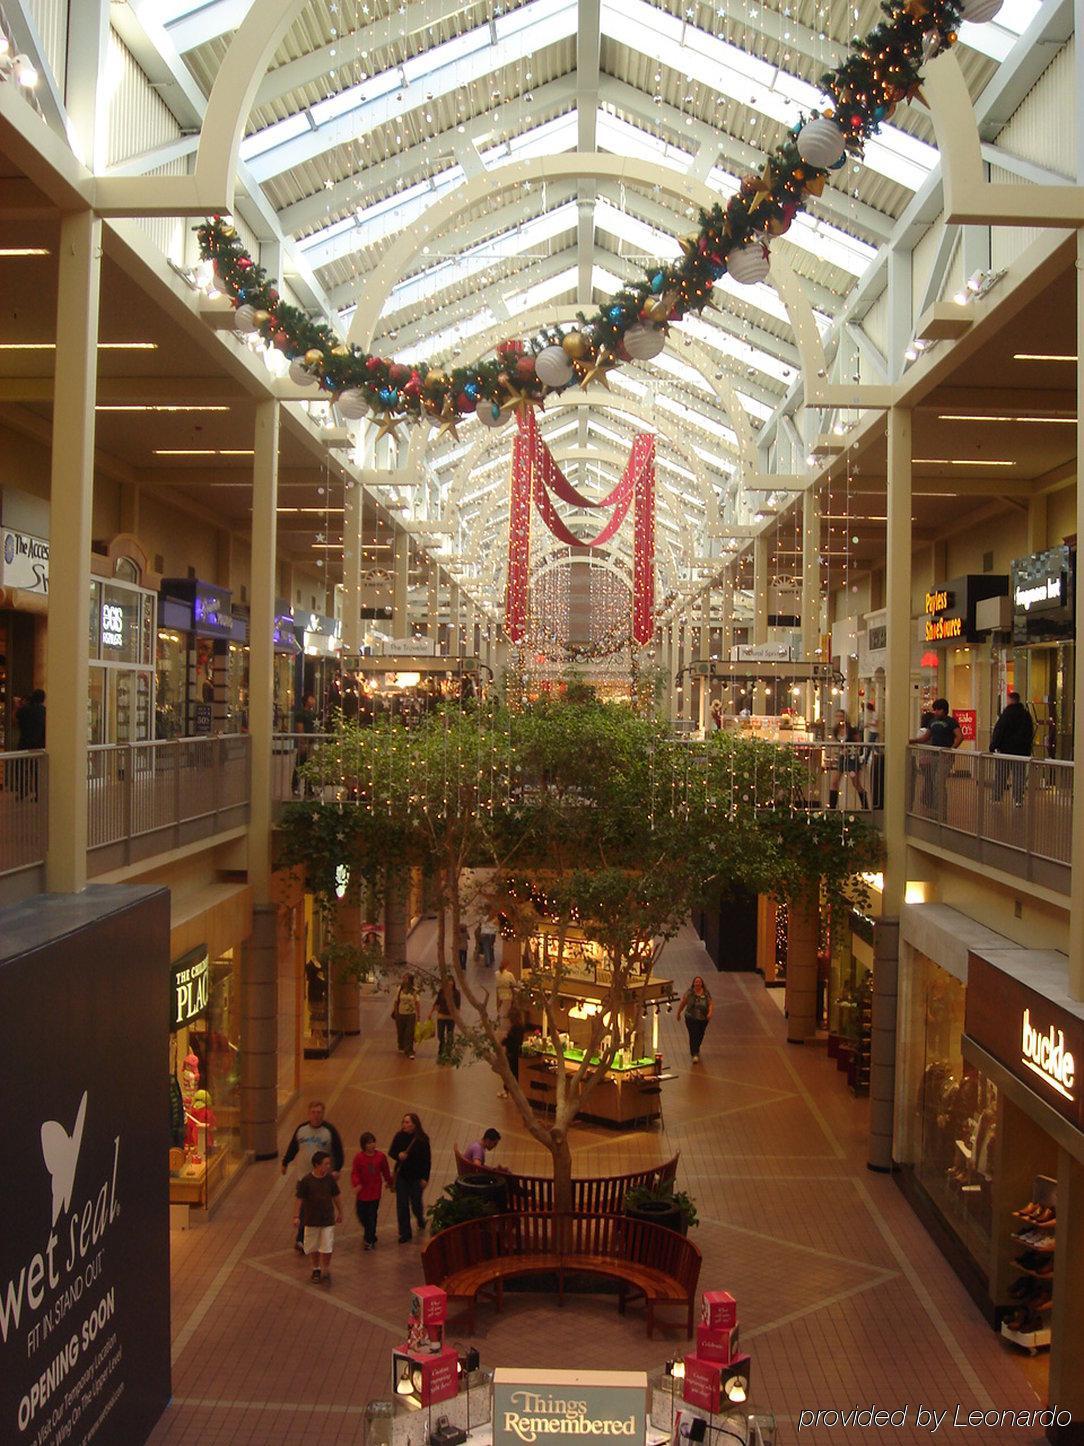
[493,1370,647,1446]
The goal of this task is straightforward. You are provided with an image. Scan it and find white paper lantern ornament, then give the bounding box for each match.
[796,116,847,170]
[623,323,667,361]
[535,345,575,388]
[960,0,1003,21]
[727,243,771,286]
[289,358,317,387]
[476,400,509,429]
[337,387,370,420]
[233,304,259,334]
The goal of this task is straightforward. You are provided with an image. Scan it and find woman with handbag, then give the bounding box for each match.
[392,973,421,1059]
[387,1112,432,1243]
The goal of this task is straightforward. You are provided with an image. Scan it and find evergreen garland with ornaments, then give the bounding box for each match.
[196,0,993,431]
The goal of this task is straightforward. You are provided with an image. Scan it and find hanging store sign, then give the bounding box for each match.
[170,948,210,1029]
[1011,547,1074,642]
[965,952,1084,1131]
[0,528,49,595]
[924,576,1008,645]
[493,1370,647,1446]
[732,642,793,663]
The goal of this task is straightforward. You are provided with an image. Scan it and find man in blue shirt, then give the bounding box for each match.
[282,1100,345,1251]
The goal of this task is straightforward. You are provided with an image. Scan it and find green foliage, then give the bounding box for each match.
[624,1181,699,1229]
[427,1184,500,1235]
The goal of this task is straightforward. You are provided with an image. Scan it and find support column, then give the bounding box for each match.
[392,529,410,636]
[680,621,694,726]
[244,397,281,1158]
[785,897,818,1043]
[449,584,462,657]
[384,872,409,969]
[45,211,101,895]
[1049,1149,1084,1435]
[802,486,821,721]
[698,590,711,732]
[667,624,680,726]
[342,481,363,651]
[753,534,769,713]
[426,566,439,639]
[1069,227,1084,1000]
[871,405,912,1170]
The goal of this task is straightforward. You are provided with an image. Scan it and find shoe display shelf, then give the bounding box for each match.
[1001,1174,1055,1355]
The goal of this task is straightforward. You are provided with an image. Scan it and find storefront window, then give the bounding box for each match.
[156,630,186,738]
[225,642,249,732]
[914,952,998,1261]
[87,668,106,745]
[169,947,243,1213]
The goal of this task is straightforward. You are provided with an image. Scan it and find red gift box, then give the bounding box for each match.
[410,1284,449,1326]
[395,1345,459,1406]
[700,1290,737,1330]
[681,1356,723,1414]
[696,1323,739,1364]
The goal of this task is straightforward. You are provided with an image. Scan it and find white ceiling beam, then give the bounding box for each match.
[276,77,577,237]
[165,0,253,53]
[389,250,577,350]
[244,0,576,183]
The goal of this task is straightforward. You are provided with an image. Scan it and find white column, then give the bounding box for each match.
[449,584,462,657]
[802,486,821,720]
[1070,229,1084,1000]
[870,405,912,1171]
[45,212,101,895]
[248,399,280,903]
[753,535,769,713]
[392,529,409,636]
[697,590,711,732]
[426,566,439,640]
[342,481,363,652]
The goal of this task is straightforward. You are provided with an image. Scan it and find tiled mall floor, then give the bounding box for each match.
[151,924,1047,1445]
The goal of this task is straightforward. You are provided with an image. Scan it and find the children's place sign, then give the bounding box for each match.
[493,1370,647,1446]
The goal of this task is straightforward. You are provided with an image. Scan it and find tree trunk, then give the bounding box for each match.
[550,1129,573,1251]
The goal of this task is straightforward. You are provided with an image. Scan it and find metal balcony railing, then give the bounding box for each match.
[272,733,340,803]
[906,744,1072,893]
[87,735,250,870]
[0,751,48,876]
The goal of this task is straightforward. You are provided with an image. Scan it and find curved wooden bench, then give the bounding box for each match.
[451,1151,679,1215]
[421,1211,700,1338]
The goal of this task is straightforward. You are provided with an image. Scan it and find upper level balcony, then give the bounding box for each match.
[0,735,1072,902]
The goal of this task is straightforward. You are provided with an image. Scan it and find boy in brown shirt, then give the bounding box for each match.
[293,1150,342,1283]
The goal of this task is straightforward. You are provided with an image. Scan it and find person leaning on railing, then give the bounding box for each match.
[910,699,962,811]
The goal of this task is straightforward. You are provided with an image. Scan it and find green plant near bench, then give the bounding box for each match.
[427,1184,500,1235]
[624,1180,699,1229]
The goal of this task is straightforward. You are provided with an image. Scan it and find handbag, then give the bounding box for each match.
[430,1419,467,1446]
[390,988,401,1022]
[415,1018,435,1042]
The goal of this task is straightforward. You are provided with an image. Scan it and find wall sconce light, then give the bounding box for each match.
[722,1356,752,1404]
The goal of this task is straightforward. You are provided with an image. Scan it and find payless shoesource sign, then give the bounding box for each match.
[493,1370,647,1446]
[965,952,1084,1132]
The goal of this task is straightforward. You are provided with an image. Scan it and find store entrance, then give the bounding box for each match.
[1014,643,1075,760]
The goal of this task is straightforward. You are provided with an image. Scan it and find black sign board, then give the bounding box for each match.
[923,575,1008,645]
[0,885,171,1445]
[160,578,233,639]
[1011,546,1075,642]
[170,948,210,1030]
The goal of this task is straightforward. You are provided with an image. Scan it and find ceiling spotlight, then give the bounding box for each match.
[14,53,39,87]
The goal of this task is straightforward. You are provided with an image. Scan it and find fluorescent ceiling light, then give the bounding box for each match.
[914,458,1016,466]
[0,341,157,350]
[937,414,1075,424]
[1013,353,1077,362]
[154,448,254,456]
[0,248,49,257]
[278,507,346,513]
[97,404,229,413]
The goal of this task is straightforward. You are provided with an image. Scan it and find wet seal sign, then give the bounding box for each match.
[493,1370,647,1446]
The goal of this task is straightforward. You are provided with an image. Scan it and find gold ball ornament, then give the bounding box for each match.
[642,296,670,323]
[562,332,590,360]
[425,369,448,388]
[252,310,270,327]
[304,348,324,367]
[220,225,237,238]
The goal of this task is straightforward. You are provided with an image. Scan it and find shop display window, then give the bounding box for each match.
[156,630,186,738]
[87,667,106,745]
[914,952,998,1260]
[226,642,249,732]
[169,947,244,1212]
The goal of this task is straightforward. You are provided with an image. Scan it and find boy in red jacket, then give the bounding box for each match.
[351,1131,393,1250]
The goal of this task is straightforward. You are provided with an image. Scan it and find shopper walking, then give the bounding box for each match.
[429,975,461,1063]
[457,922,470,969]
[281,1100,345,1251]
[479,916,498,968]
[676,976,714,1063]
[989,690,1035,806]
[498,1005,526,1099]
[293,1150,342,1284]
[388,1112,432,1243]
[392,972,422,1059]
[351,1131,392,1250]
[15,688,45,749]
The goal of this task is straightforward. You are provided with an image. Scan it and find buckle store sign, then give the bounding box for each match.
[493,1370,647,1446]
[966,953,1084,1130]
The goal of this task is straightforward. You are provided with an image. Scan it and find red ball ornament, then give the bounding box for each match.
[514,355,536,380]
[366,356,382,372]
[272,330,289,351]
[403,374,422,397]
[388,363,408,382]
[267,289,279,304]
[457,392,477,412]
[237,257,252,270]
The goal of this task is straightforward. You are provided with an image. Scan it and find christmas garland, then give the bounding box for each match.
[196,0,982,432]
